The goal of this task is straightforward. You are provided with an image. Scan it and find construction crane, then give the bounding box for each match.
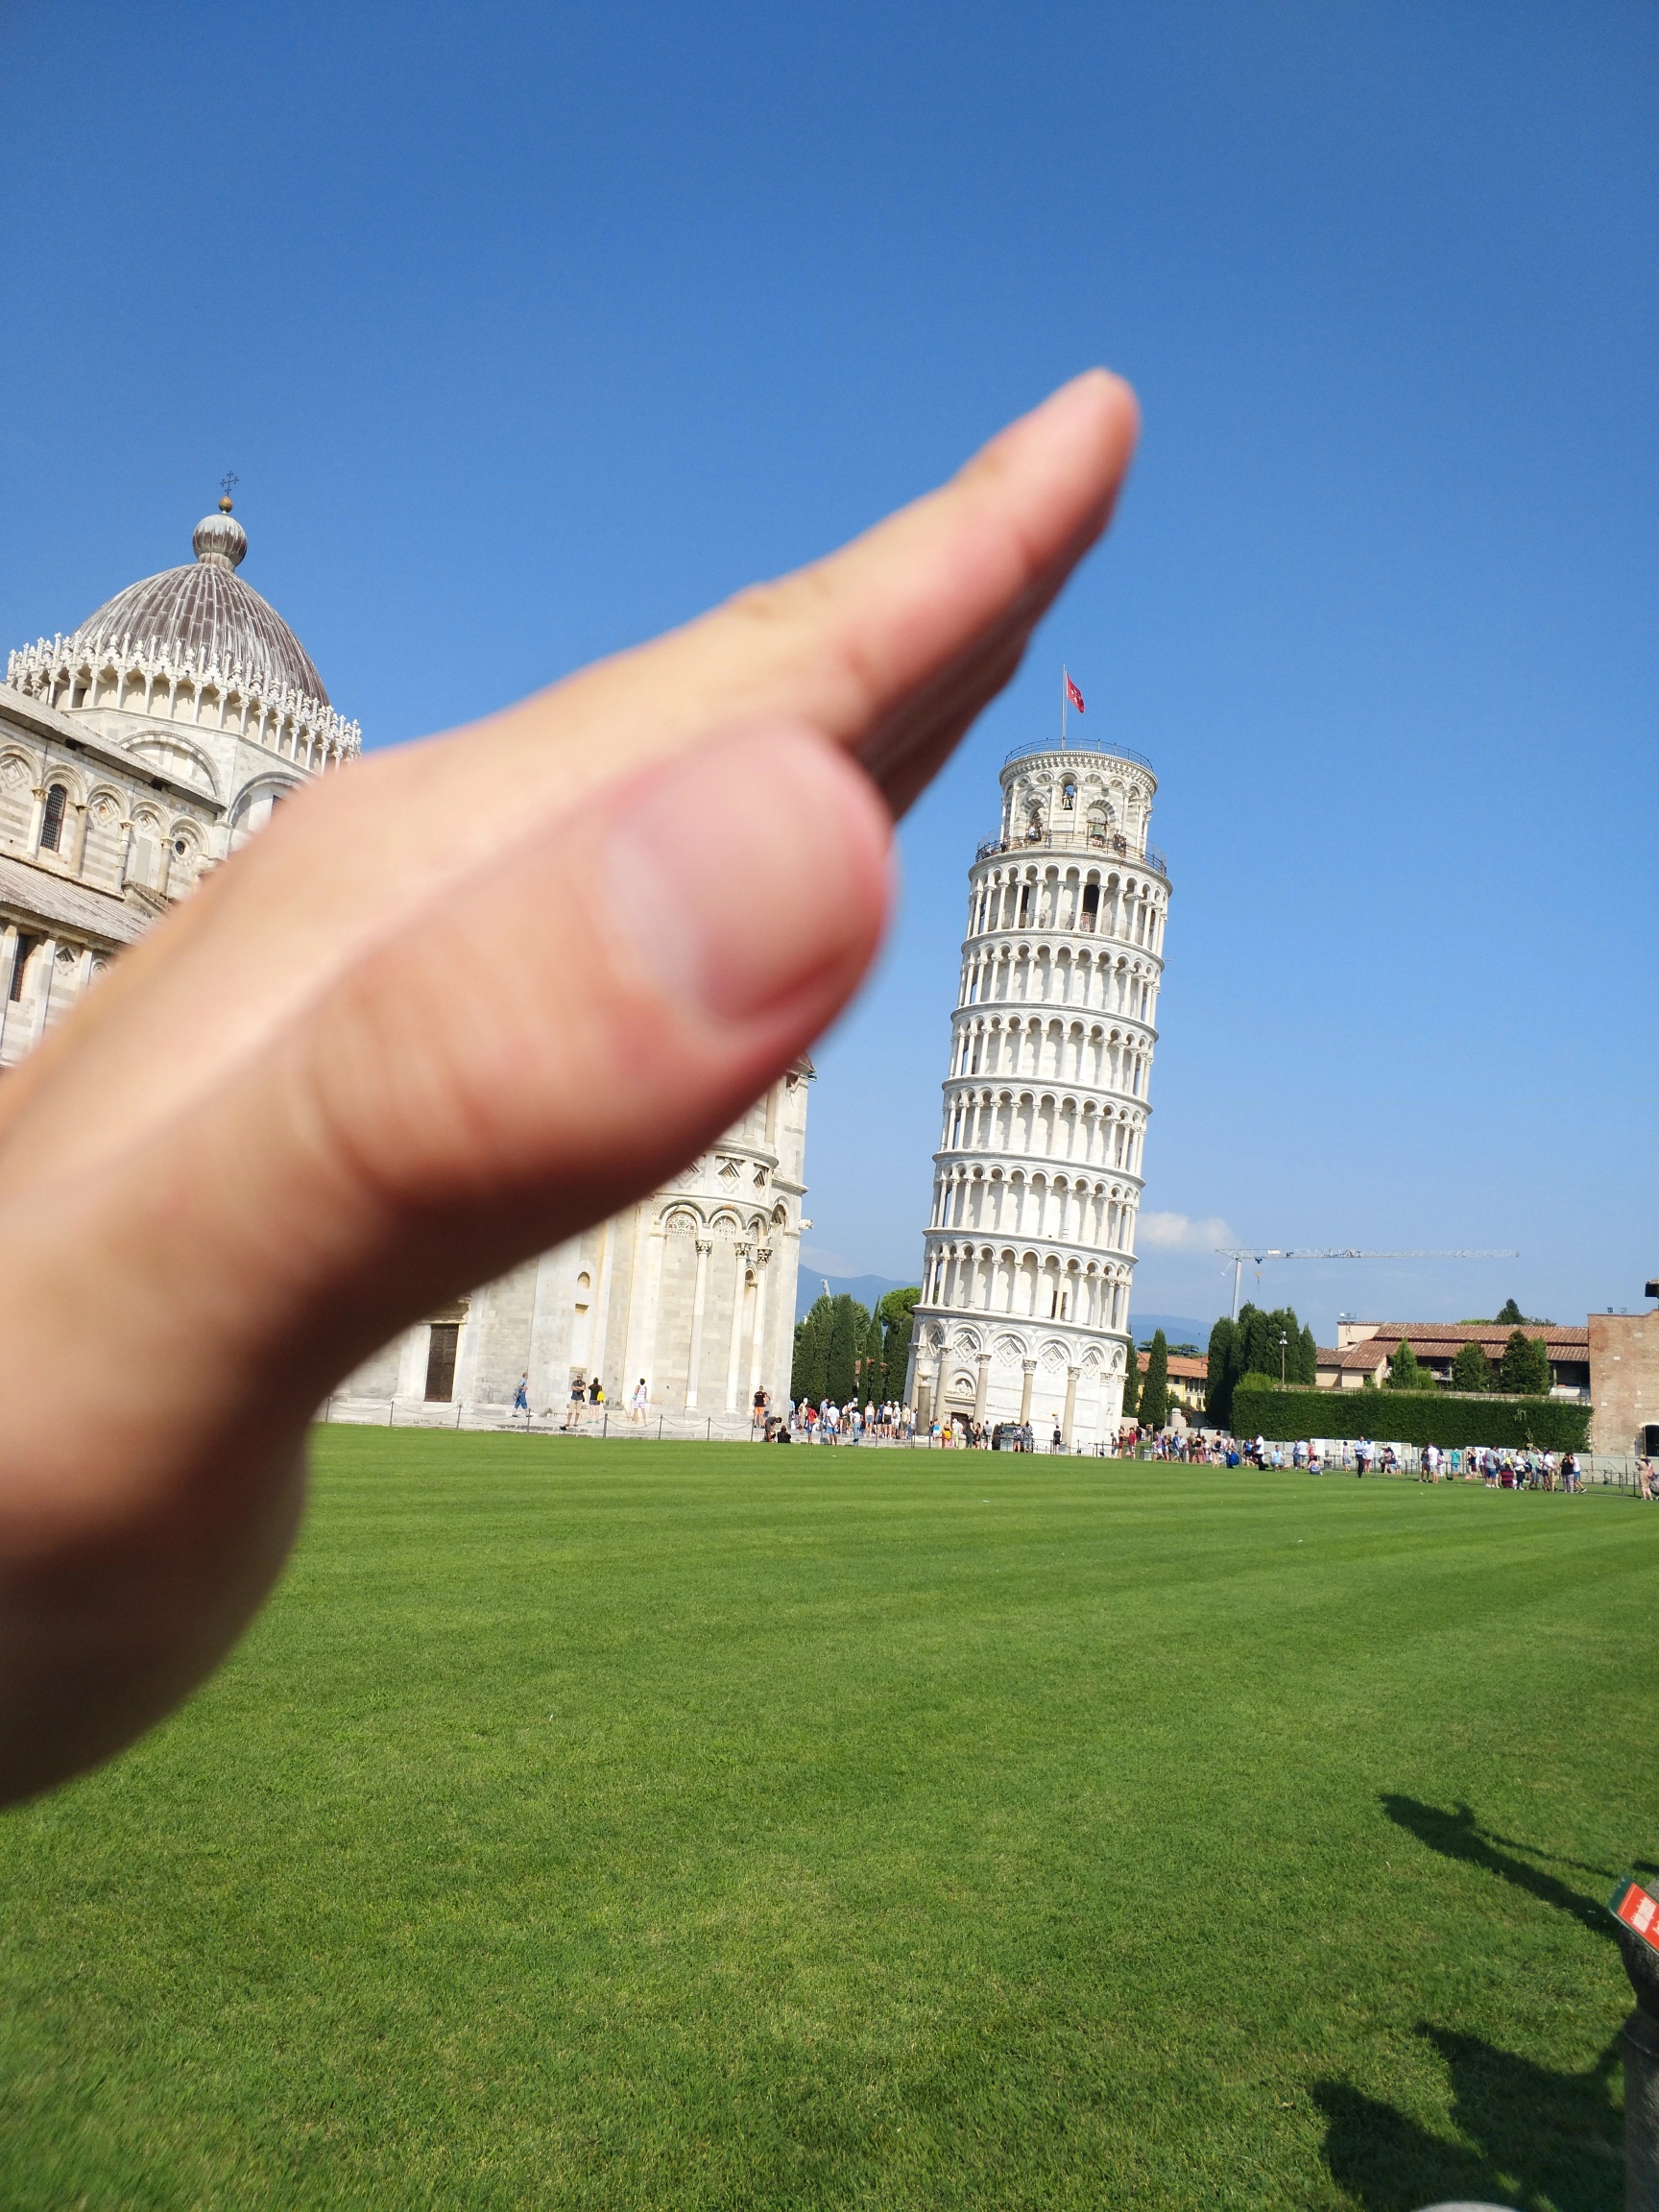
[1215,1248,1520,1320]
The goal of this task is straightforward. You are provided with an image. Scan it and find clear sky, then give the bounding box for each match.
[4,1,1654,1342]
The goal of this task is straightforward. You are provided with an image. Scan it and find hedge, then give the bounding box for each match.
[1229,1383,1593,1453]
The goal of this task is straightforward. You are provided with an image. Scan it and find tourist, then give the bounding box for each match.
[589,1375,605,1410]
[566,1377,585,1431]
[513,1373,531,1422]
[1355,1440,1370,1479]
[1638,1458,1653,1502]
[632,1378,649,1425]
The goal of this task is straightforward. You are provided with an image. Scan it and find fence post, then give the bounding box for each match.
[707,1417,711,1442]
[658,1414,663,1441]
[602,1409,609,1439]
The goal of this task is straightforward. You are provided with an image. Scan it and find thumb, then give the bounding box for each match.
[0,723,890,1801]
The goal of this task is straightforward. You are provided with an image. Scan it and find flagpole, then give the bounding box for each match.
[1060,664,1068,751]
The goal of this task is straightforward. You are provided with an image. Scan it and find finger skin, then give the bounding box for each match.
[0,373,1138,1801]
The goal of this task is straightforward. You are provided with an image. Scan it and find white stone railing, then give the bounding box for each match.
[6,635,361,769]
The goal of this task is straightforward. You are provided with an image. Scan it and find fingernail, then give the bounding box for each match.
[600,725,892,1024]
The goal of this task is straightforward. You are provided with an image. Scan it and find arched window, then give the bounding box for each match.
[40,783,67,853]
[1061,779,1076,810]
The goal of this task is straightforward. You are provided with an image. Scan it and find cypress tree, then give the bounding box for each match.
[825,1295,866,1404]
[1122,1342,1141,1420]
[1297,1324,1319,1385]
[1451,1340,1493,1393]
[1387,1337,1429,1391]
[860,1310,885,1402]
[1495,1297,1526,1326]
[1237,1303,1273,1383]
[1141,1330,1169,1429]
[1205,1317,1236,1425]
[1499,1330,1551,1397]
[792,1294,833,1404]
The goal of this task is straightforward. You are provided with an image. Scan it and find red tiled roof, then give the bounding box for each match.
[1357,1323,1588,1357]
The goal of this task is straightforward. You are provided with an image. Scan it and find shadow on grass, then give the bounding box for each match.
[1380,1795,1612,1939]
[1314,2025,1622,2212]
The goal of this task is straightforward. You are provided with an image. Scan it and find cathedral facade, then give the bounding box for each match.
[3,504,807,1429]
[903,735,1171,1447]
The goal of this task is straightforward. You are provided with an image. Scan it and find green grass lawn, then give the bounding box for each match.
[2,1436,1653,2210]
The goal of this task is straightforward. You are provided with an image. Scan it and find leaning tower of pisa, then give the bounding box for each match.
[904,734,1170,1447]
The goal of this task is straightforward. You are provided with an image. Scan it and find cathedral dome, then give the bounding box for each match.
[69,502,330,707]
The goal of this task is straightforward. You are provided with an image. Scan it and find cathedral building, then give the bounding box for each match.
[903,735,1171,1447]
[3,504,808,1430]
[2,497,358,1063]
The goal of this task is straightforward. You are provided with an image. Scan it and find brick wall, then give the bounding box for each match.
[1588,1310,1659,1455]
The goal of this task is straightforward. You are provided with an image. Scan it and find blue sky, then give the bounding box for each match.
[4,1,1654,1341]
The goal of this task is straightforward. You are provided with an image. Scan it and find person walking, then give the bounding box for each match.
[1638,1457,1653,1503]
[512,1372,530,1422]
[565,1376,585,1431]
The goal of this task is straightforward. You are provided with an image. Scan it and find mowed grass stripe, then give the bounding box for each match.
[0,1433,1649,2208]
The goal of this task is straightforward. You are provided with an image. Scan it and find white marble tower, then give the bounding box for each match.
[904,735,1170,1446]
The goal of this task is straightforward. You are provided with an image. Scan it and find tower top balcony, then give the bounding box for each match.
[1002,735,1155,779]
[975,825,1168,879]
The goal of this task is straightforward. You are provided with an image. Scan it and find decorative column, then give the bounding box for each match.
[1019,1359,1036,1425]
[1062,1365,1080,1446]
[747,1247,771,1409]
[29,938,59,1049]
[725,1244,752,1411]
[973,1354,991,1424]
[685,1238,712,1407]
[0,924,16,1060]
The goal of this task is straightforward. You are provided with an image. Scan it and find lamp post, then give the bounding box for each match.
[1279,1332,1288,1384]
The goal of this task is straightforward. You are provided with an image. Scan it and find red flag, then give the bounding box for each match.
[1065,671,1086,713]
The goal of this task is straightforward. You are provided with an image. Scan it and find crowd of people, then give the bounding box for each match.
[543,1381,1636,1497]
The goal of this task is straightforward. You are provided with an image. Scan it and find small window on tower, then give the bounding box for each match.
[1082,883,1100,928]
[1061,780,1076,809]
[40,784,67,853]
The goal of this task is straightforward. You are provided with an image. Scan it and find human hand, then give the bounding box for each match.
[0,371,1137,1802]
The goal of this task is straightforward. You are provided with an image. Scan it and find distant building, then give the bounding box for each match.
[1164,1353,1209,1415]
[1310,1315,1659,1455]
[1315,1322,1592,1400]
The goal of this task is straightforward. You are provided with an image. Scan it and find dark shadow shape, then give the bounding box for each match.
[1315,2024,1622,2212]
[1381,1795,1609,1939]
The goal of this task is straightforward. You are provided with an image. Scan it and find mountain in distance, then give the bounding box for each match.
[1132,1313,1210,1353]
[795,1273,916,1321]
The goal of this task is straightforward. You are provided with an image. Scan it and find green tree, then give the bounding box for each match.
[1495,1297,1526,1326]
[1141,1331,1169,1429]
[878,1287,919,1406]
[1450,1340,1494,1393]
[1386,1337,1435,1392]
[1205,1317,1236,1424]
[1122,1342,1141,1420]
[825,1294,867,1405]
[858,1310,885,1402]
[1297,1324,1319,1385]
[1499,1330,1551,1397]
[791,1294,834,1404]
